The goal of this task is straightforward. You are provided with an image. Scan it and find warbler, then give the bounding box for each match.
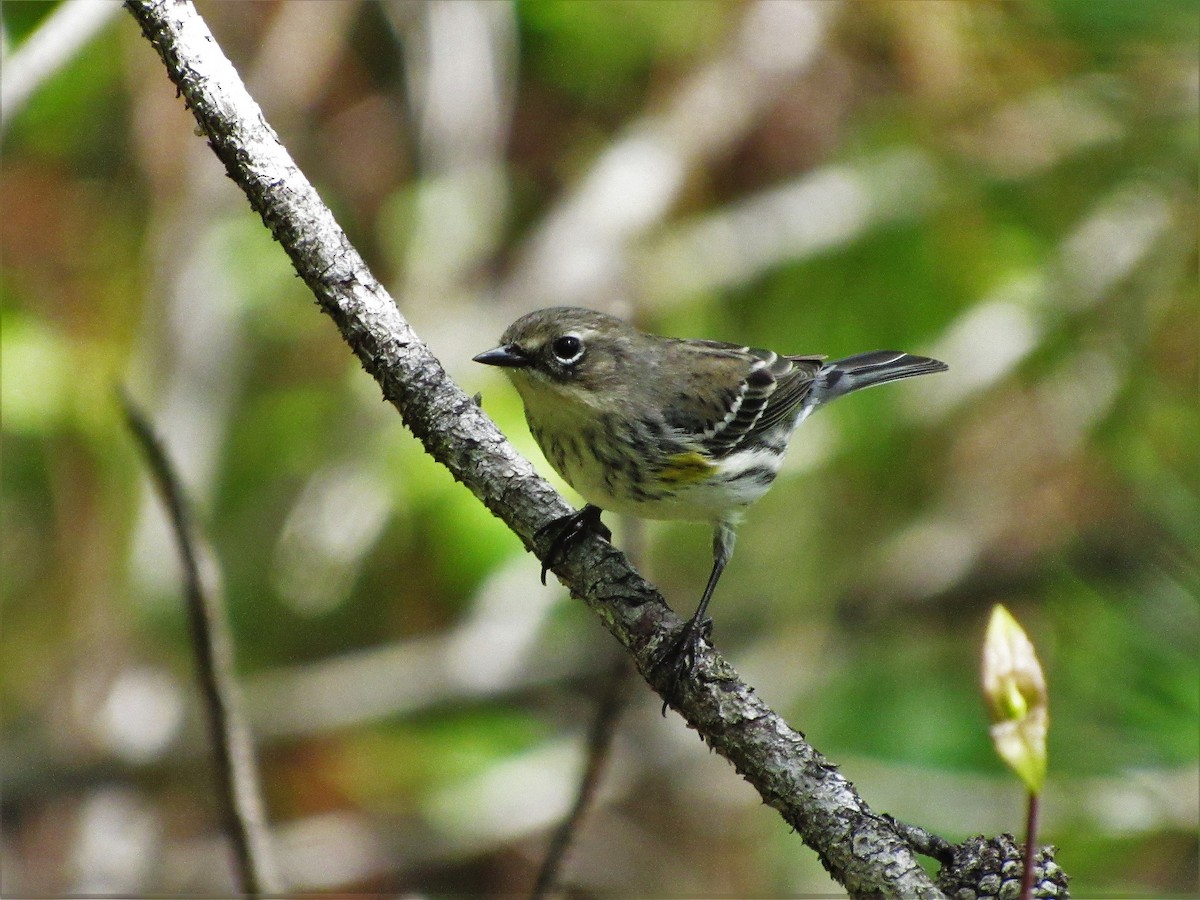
[474,307,947,693]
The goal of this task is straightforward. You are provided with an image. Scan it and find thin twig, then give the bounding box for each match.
[532,658,631,899]
[120,389,281,895]
[882,814,955,866]
[532,520,642,899]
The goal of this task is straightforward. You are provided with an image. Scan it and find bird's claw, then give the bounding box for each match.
[535,504,612,585]
[654,617,713,716]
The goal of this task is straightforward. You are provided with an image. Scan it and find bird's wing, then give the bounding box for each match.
[661,340,824,457]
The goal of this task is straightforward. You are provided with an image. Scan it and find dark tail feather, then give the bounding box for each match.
[816,350,948,402]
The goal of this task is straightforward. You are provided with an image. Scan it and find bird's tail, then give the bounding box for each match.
[814,350,948,403]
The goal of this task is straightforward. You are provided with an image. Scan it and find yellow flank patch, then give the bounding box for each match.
[660,451,717,484]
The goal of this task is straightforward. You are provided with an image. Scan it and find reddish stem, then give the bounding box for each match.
[1021,791,1040,900]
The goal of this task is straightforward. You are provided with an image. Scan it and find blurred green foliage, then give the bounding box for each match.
[2,0,1196,896]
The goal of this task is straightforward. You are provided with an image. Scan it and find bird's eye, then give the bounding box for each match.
[551,334,584,364]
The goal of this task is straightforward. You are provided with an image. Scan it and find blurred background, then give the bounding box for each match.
[2,0,1196,895]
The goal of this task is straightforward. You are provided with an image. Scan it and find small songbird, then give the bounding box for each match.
[474,307,947,700]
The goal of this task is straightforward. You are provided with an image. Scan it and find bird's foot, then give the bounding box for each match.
[534,504,612,585]
[654,616,713,716]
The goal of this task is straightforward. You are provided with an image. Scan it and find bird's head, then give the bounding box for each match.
[474,307,639,404]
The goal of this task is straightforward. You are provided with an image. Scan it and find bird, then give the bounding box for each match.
[474,306,947,704]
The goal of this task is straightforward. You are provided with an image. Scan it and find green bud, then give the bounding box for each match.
[981,604,1048,793]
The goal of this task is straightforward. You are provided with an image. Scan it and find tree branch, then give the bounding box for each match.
[122,1,946,895]
[120,390,281,895]
[532,659,631,899]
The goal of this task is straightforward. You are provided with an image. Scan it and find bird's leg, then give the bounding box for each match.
[535,504,612,585]
[658,521,736,714]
